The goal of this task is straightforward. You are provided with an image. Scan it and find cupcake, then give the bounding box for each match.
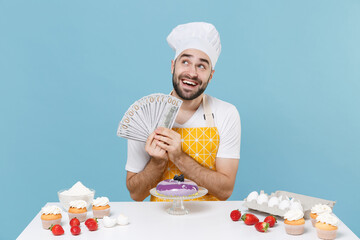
[315,213,339,240]
[68,200,87,222]
[310,204,332,227]
[92,197,110,219]
[284,209,305,235]
[40,205,62,229]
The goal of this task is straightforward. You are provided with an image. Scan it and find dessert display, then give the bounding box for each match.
[40,205,62,229]
[243,190,335,219]
[156,174,199,197]
[284,209,305,235]
[315,213,339,240]
[311,204,333,227]
[68,200,87,222]
[92,196,110,218]
[58,181,95,210]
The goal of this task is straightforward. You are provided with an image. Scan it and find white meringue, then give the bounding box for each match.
[246,191,258,202]
[268,196,280,207]
[256,191,268,205]
[290,198,303,211]
[117,214,129,225]
[103,216,117,228]
[279,199,291,210]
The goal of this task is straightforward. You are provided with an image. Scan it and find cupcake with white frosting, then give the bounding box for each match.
[284,209,305,235]
[68,200,87,222]
[40,205,62,229]
[310,204,332,227]
[92,197,110,218]
[315,213,339,240]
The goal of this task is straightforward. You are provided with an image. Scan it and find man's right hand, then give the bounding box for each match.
[145,132,168,163]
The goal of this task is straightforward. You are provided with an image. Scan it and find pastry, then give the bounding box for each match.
[68,200,87,222]
[40,205,62,229]
[92,197,110,219]
[284,209,305,235]
[156,174,198,197]
[310,204,332,227]
[315,213,339,240]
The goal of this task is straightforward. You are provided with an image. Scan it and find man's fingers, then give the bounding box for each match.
[154,134,172,145]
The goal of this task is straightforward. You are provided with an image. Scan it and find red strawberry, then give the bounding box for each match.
[70,217,80,227]
[49,224,64,236]
[87,220,98,231]
[255,222,269,232]
[230,209,241,221]
[264,215,277,227]
[70,226,81,235]
[85,218,97,226]
[241,213,259,225]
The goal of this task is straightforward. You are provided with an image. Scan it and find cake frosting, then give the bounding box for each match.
[41,205,62,215]
[156,175,198,197]
[311,204,332,215]
[316,213,339,226]
[69,200,87,209]
[93,197,109,207]
[284,209,304,221]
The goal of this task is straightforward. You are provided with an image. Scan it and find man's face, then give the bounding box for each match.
[172,49,214,101]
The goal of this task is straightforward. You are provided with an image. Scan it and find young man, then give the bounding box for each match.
[125,22,241,201]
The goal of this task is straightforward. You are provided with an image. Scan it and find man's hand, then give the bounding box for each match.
[154,127,184,162]
[145,131,168,163]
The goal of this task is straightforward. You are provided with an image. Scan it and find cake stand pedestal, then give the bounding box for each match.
[150,187,208,215]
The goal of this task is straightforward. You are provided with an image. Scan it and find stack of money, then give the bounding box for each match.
[117,93,183,142]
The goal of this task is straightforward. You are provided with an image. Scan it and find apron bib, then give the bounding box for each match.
[151,95,220,201]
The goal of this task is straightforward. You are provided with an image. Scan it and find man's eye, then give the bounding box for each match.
[182,60,189,64]
[198,65,205,69]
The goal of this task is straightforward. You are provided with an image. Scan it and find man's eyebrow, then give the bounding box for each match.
[178,54,210,66]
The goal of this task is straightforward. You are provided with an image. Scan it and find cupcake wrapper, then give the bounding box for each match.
[93,208,110,219]
[285,224,305,235]
[316,228,337,240]
[42,219,61,229]
[311,218,317,227]
[68,212,87,222]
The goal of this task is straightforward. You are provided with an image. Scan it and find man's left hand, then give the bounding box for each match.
[153,127,184,162]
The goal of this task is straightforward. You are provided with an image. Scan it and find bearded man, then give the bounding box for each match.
[125,22,241,201]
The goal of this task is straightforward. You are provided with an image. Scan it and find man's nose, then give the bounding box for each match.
[188,65,198,78]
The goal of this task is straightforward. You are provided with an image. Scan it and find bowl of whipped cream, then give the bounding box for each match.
[58,181,95,211]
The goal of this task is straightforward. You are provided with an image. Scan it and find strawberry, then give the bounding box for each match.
[70,226,81,235]
[230,209,241,221]
[255,222,269,232]
[70,217,80,227]
[49,224,64,236]
[241,213,259,225]
[264,215,277,227]
[87,220,98,231]
[85,218,97,226]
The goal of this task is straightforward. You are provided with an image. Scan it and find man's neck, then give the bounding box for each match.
[171,90,203,112]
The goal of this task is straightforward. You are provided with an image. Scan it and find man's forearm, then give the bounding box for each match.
[126,158,167,201]
[173,153,234,201]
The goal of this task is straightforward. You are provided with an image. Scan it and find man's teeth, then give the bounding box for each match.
[183,80,196,86]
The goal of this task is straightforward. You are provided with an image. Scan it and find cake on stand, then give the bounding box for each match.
[150,187,208,215]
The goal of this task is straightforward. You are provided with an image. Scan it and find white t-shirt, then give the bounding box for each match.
[125,95,241,173]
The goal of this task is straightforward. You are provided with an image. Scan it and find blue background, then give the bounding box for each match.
[1,0,359,238]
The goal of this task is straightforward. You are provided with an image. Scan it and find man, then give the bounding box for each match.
[125,22,241,201]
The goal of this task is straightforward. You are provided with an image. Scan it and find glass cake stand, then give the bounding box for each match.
[150,187,208,215]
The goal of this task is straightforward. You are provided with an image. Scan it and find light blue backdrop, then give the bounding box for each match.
[1,0,359,239]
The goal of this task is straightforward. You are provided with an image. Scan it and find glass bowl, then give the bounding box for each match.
[58,189,95,211]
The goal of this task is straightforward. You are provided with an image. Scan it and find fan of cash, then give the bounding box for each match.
[117,93,183,142]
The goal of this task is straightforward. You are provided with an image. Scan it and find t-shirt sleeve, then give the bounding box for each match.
[125,139,151,173]
[216,105,241,159]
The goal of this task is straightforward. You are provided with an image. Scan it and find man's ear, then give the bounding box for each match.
[171,60,175,74]
[208,69,215,83]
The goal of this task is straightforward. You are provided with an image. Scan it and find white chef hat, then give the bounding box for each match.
[167,22,221,69]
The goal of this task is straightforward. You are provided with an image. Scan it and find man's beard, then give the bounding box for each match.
[172,70,211,101]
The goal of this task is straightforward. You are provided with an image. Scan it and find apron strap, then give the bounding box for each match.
[169,91,215,128]
[202,94,215,127]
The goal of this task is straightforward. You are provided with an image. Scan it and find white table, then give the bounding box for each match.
[17,201,358,240]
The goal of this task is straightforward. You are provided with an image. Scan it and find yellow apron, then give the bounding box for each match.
[151,95,220,201]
